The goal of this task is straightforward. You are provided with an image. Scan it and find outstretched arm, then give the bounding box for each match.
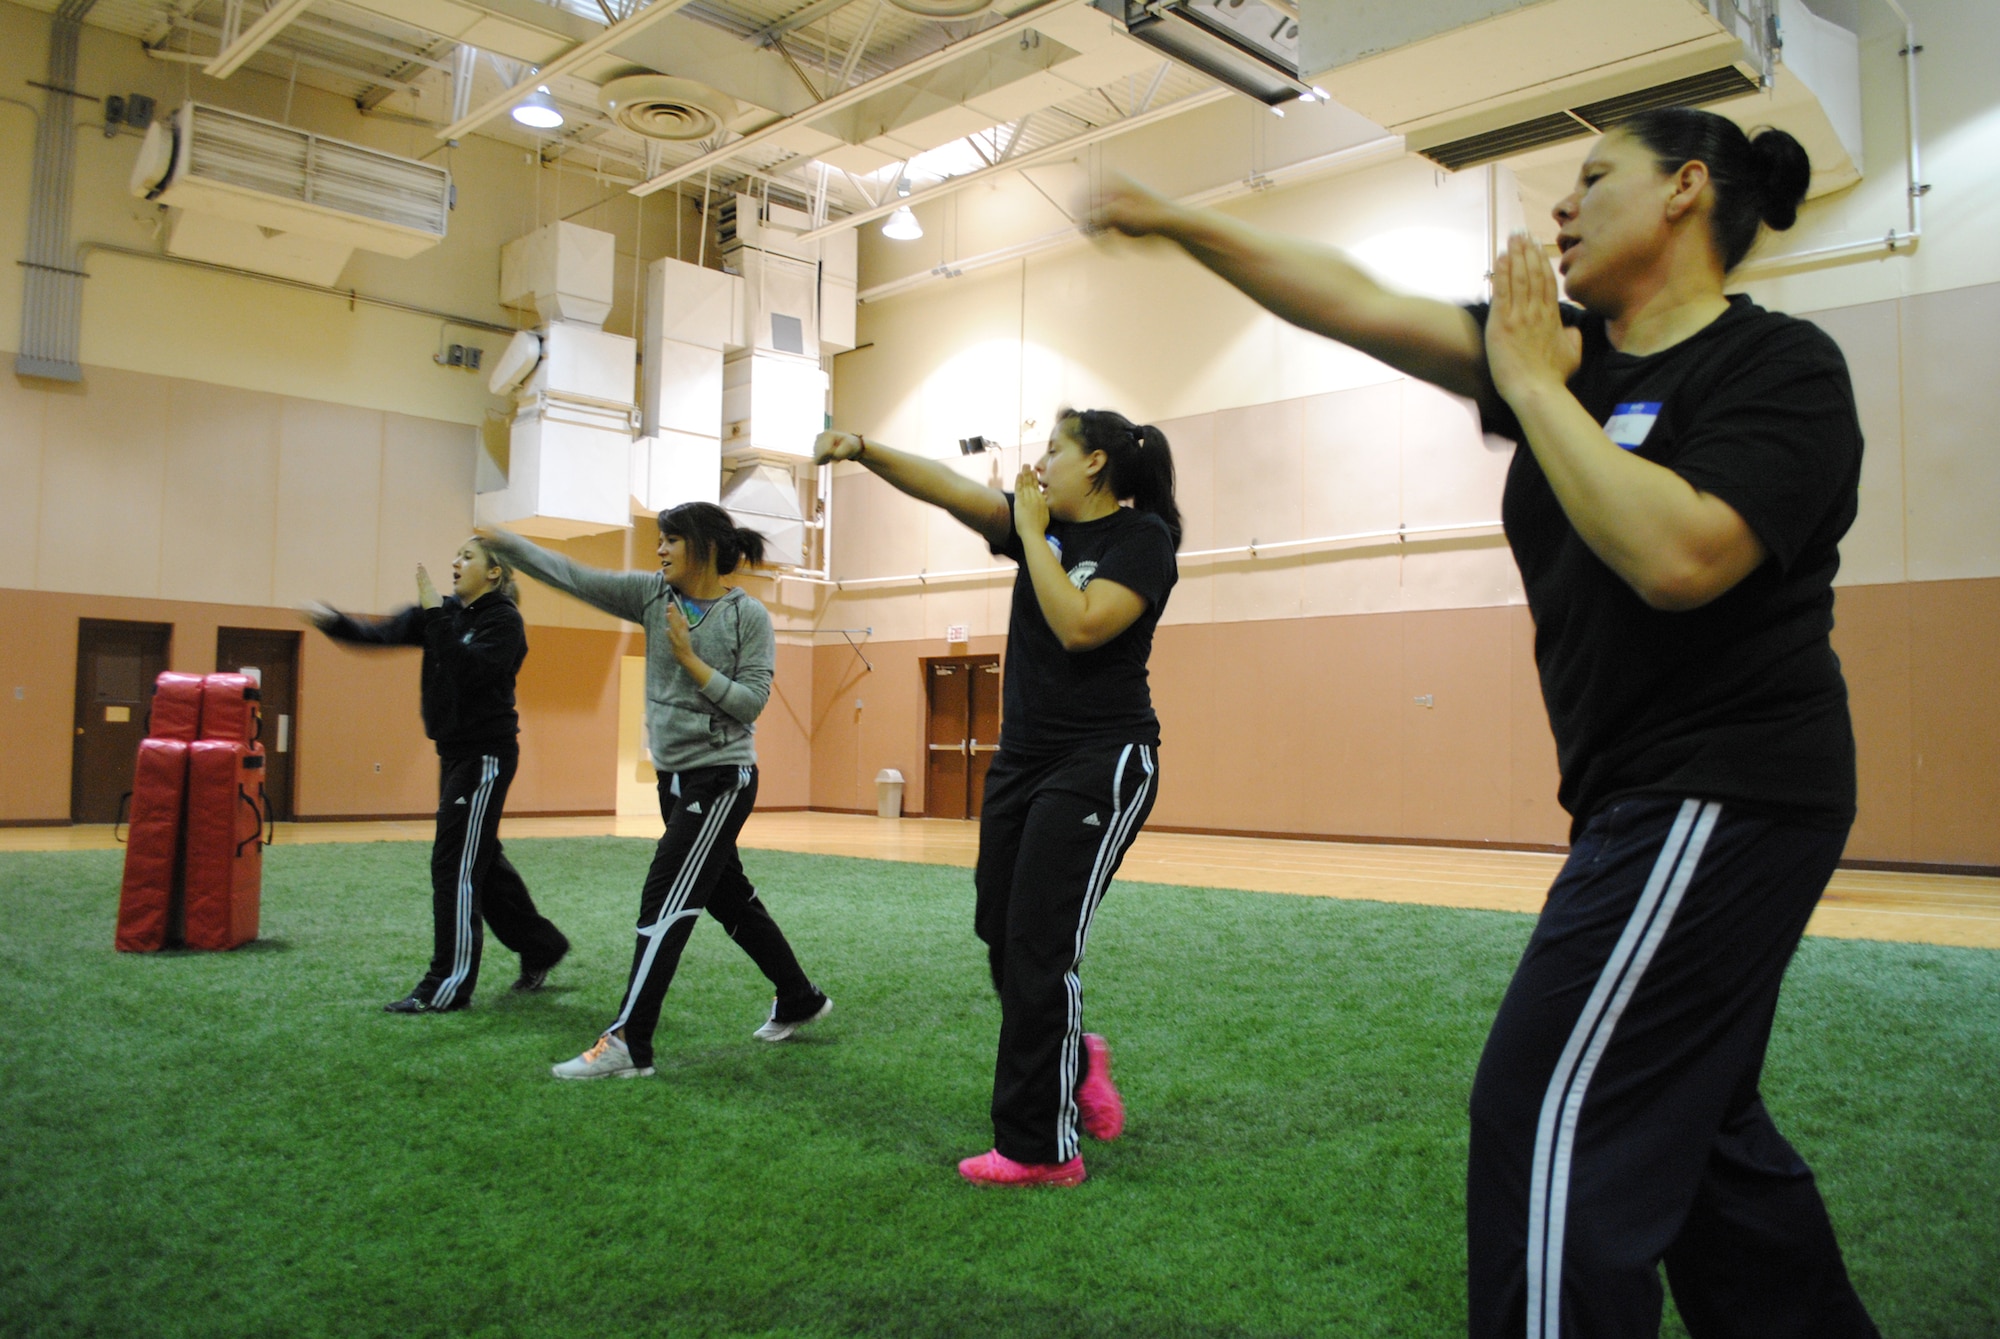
[478,526,657,624]
[300,601,425,647]
[1091,176,1490,401]
[813,431,1012,548]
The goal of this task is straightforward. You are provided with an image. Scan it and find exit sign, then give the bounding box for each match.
[946,624,969,643]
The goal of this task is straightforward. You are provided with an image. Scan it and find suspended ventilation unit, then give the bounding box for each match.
[129,102,451,285]
[1092,0,1312,106]
[1295,0,1861,198]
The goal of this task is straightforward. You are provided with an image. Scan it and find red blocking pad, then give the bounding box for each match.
[149,672,206,742]
[117,738,189,952]
[198,673,261,746]
[182,741,266,951]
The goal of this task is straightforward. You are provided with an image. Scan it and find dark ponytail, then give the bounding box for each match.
[1619,106,1811,269]
[657,501,767,575]
[1059,406,1182,550]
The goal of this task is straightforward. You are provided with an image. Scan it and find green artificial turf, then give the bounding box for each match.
[1,840,1995,1338]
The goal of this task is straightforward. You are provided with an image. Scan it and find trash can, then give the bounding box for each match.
[875,768,905,819]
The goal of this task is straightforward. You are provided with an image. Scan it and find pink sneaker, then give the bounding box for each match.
[958,1149,1086,1187]
[1077,1033,1125,1141]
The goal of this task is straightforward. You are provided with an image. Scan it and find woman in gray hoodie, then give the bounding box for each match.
[482,503,830,1079]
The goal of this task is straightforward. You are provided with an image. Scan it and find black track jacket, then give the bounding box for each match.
[318,593,527,758]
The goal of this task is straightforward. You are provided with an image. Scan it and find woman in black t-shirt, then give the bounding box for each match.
[1094,109,1878,1336]
[814,411,1180,1186]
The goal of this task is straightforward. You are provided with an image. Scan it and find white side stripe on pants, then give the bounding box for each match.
[1057,745,1156,1162]
[433,755,500,1008]
[1525,798,1721,1339]
[607,775,744,1036]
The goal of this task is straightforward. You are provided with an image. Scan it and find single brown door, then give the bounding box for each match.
[967,658,1001,818]
[71,619,172,822]
[924,659,970,820]
[217,627,300,821]
[923,655,1002,820]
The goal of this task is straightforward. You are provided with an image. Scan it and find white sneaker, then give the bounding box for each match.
[753,993,832,1043]
[551,1033,654,1080]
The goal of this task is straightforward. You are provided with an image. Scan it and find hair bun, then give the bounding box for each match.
[1748,127,1811,231]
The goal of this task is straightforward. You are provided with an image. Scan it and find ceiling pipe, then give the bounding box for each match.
[204,0,315,79]
[795,85,1235,242]
[629,0,1081,197]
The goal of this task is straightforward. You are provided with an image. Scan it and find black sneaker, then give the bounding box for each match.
[384,993,464,1014]
[513,937,570,992]
[753,990,832,1042]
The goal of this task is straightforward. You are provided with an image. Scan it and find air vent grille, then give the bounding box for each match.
[1417,65,1762,172]
[185,104,449,236]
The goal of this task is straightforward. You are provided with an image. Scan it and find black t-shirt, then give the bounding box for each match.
[1471,295,1862,834]
[990,496,1179,758]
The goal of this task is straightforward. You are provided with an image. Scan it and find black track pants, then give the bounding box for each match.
[419,751,568,1009]
[606,765,816,1066]
[975,743,1158,1165]
[1467,795,1879,1339]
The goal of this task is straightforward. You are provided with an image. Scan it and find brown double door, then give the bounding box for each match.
[71,620,172,823]
[216,627,301,821]
[924,655,1001,820]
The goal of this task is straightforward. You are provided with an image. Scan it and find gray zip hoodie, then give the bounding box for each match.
[485,532,774,773]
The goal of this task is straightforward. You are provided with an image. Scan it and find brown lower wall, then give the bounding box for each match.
[11,578,1996,867]
[0,586,815,823]
[0,587,636,820]
[807,577,2000,868]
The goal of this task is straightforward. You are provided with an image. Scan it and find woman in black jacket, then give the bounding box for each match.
[304,536,570,1013]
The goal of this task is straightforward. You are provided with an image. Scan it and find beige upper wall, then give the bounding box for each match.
[828,0,2000,636]
[0,0,694,427]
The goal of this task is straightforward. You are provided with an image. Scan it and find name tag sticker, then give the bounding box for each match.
[1603,402,1662,451]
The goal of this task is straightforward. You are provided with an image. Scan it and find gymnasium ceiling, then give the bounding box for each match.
[20,0,1243,225]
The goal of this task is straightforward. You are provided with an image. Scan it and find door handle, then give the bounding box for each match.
[75,726,85,736]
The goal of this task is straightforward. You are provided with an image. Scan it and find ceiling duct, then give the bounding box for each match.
[128,102,450,284]
[719,462,807,568]
[598,75,742,142]
[1092,0,1309,106]
[1417,65,1761,171]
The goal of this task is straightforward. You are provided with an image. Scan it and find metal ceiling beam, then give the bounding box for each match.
[755,0,867,45]
[435,0,699,141]
[795,84,1233,241]
[206,0,317,79]
[629,0,1080,197]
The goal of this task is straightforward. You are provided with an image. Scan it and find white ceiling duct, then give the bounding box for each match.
[488,330,543,396]
[719,462,807,568]
[598,75,742,142]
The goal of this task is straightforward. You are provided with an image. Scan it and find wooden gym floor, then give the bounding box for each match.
[10,812,1996,950]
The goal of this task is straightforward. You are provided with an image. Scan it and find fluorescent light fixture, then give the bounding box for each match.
[882,205,923,240]
[512,86,564,130]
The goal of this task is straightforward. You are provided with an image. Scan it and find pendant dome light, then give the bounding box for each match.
[512,84,564,130]
[882,205,923,240]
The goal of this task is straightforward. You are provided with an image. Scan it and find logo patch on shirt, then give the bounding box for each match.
[462,632,475,644]
[1067,560,1098,591]
[1045,534,1062,559]
[1603,401,1662,451]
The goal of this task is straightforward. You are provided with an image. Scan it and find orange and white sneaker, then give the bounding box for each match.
[551,1033,653,1080]
[957,1149,1086,1187]
[1077,1033,1125,1141]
